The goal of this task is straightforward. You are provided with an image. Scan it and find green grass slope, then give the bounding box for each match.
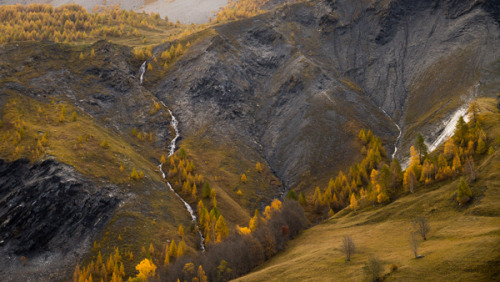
[237,99,500,281]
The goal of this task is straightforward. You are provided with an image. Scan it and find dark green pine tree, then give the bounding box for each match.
[414,133,428,164]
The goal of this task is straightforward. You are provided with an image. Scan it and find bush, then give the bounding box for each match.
[456,178,472,205]
[201,182,211,199]
[364,257,384,282]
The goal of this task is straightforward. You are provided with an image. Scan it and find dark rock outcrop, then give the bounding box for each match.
[0,158,121,281]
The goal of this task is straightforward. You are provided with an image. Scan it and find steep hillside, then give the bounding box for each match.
[148,0,500,195]
[237,98,500,281]
[0,0,499,280]
[0,41,200,280]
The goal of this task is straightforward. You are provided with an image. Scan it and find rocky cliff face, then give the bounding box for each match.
[151,0,500,191]
[0,158,121,281]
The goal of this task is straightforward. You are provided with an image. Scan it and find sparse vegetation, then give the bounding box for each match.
[363,257,384,282]
[342,235,356,262]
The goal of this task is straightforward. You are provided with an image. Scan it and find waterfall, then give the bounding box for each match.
[379,108,402,160]
[158,105,205,252]
[392,123,402,160]
[139,61,146,85]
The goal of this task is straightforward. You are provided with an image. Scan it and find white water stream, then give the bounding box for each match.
[139,61,146,85]
[158,104,206,251]
[379,108,402,160]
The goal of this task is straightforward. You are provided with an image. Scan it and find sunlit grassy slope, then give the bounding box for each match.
[237,98,500,281]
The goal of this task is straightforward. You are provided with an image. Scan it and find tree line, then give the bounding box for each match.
[0,4,169,44]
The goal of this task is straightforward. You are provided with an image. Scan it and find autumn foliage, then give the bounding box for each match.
[0,4,168,44]
[308,101,488,216]
[162,199,307,281]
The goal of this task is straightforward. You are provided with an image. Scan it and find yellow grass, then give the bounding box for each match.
[0,93,162,184]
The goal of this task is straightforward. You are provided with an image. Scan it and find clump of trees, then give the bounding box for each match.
[310,129,399,217]
[161,148,229,244]
[161,199,308,281]
[135,41,192,77]
[307,101,488,217]
[0,4,170,44]
[213,0,270,23]
[73,247,126,282]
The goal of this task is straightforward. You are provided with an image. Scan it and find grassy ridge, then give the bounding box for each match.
[0,93,162,183]
[237,98,500,281]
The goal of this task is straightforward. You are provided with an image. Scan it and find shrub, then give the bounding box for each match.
[364,257,384,282]
[100,140,109,149]
[457,178,472,205]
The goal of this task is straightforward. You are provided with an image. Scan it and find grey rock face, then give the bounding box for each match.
[152,0,500,189]
[0,158,121,281]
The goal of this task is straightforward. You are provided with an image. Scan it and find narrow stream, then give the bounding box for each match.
[379,108,402,160]
[158,102,206,252]
[392,123,402,160]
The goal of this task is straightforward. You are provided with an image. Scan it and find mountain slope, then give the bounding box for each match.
[0,0,499,280]
[237,98,500,281]
[149,0,500,194]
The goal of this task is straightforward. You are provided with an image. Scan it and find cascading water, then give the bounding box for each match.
[166,109,180,157]
[139,61,146,85]
[158,104,205,252]
[392,123,402,160]
[379,108,402,160]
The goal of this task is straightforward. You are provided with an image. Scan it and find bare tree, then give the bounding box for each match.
[413,216,430,240]
[409,232,420,258]
[342,235,356,262]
